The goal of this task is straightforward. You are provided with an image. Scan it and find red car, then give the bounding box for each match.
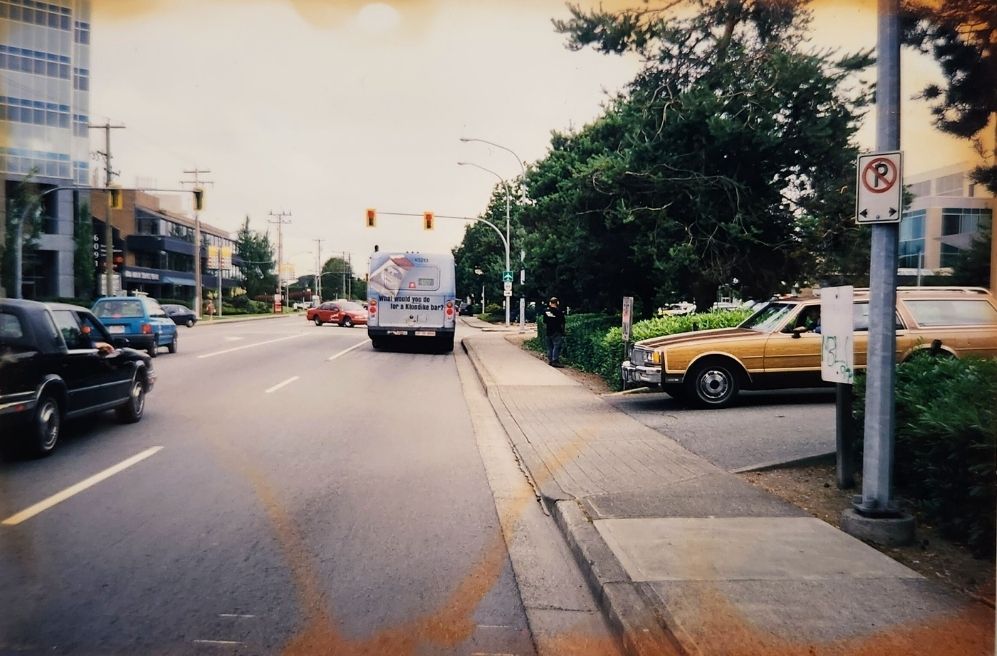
[306,301,368,327]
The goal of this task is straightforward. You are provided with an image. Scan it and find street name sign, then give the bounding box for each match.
[855,151,902,224]
[821,286,854,384]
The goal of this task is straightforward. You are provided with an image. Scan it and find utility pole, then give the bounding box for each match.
[181,167,213,318]
[88,121,125,297]
[314,238,323,302]
[268,211,292,310]
[347,252,352,298]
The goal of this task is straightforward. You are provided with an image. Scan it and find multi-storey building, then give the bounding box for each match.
[0,0,91,298]
[90,189,242,302]
[899,163,994,275]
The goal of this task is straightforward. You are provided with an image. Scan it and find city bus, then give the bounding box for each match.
[367,251,457,352]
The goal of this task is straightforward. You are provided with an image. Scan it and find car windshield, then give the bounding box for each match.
[93,299,144,318]
[739,302,797,332]
[342,302,363,311]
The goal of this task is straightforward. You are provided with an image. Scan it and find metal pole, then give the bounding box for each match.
[504,186,511,327]
[856,0,900,515]
[13,206,26,298]
[836,383,855,489]
[104,127,113,297]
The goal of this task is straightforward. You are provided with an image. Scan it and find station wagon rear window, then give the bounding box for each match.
[905,299,997,327]
[93,299,144,318]
[0,312,24,341]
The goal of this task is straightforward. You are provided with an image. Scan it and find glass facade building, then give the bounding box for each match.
[1,0,90,298]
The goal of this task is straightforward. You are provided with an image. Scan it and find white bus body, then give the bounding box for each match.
[367,252,457,351]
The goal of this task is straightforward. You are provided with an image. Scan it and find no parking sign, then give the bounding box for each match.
[855,151,903,224]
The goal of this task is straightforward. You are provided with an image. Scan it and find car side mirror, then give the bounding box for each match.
[112,337,130,348]
[791,326,808,339]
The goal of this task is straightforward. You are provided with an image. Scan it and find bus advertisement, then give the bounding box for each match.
[367,252,457,352]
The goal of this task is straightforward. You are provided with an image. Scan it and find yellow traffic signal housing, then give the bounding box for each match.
[366,208,377,228]
[423,211,434,230]
[193,188,204,211]
[108,188,122,210]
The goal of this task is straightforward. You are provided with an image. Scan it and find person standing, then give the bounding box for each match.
[543,296,566,367]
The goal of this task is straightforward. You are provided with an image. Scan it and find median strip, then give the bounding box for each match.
[2,446,164,526]
[327,340,368,361]
[197,333,308,359]
[265,376,299,394]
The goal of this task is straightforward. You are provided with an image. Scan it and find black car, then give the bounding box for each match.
[0,299,155,457]
[162,303,197,327]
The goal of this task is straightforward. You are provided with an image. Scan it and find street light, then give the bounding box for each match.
[458,161,511,327]
[474,267,485,314]
[461,137,528,330]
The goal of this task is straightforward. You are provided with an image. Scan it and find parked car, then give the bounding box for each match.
[162,303,197,327]
[622,287,997,409]
[306,300,368,327]
[0,299,155,456]
[91,295,178,357]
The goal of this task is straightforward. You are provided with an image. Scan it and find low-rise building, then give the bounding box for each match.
[90,189,241,302]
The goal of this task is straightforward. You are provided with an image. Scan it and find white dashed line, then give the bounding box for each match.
[265,376,299,394]
[327,340,368,361]
[2,447,164,526]
[197,333,308,359]
[192,640,244,647]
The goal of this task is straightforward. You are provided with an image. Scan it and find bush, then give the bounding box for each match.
[853,357,997,556]
[530,309,752,390]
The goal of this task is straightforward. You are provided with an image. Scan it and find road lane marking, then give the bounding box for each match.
[192,640,244,646]
[223,336,244,341]
[327,340,368,361]
[1,446,164,526]
[219,614,256,619]
[197,333,308,359]
[265,376,299,394]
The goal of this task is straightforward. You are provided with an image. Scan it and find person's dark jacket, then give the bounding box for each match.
[543,305,565,337]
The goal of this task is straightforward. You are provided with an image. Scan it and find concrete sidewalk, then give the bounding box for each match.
[461,328,994,656]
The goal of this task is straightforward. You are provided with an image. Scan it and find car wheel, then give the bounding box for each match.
[343,317,354,328]
[186,318,195,327]
[147,344,158,358]
[371,337,385,350]
[685,359,739,409]
[314,317,323,326]
[168,334,178,354]
[116,374,146,423]
[30,393,61,457]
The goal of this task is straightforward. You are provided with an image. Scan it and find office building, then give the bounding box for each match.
[0,0,91,298]
[899,163,994,275]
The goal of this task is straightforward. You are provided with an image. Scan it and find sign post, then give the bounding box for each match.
[821,286,856,489]
[621,296,634,388]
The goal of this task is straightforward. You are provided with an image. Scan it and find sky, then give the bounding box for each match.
[88,0,978,280]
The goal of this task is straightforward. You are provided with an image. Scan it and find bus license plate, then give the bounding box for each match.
[415,330,436,337]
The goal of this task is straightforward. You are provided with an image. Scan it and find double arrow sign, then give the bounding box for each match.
[855,151,902,224]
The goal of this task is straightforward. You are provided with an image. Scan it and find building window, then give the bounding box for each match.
[0,1,73,31]
[0,95,71,129]
[73,67,89,91]
[934,172,964,197]
[940,208,992,268]
[0,45,72,80]
[907,180,930,199]
[899,209,925,268]
[74,20,90,44]
[0,146,71,178]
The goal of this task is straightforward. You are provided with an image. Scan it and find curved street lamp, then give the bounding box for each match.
[458,160,511,327]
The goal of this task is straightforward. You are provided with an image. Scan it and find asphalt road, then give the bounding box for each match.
[604,388,837,472]
[0,316,535,655]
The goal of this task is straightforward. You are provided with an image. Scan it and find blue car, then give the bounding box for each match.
[91,296,178,357]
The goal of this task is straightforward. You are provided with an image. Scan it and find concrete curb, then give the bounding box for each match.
[463,332,686,656]
[461,336,571,504]
[730,450,836,474]
[551,500,687,656]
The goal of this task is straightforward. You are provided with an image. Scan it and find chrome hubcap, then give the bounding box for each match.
[699,369,730,400]
[131,381,145,414]
[39,401,59,448]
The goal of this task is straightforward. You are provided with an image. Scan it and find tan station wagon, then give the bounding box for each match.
[621,287,997,408]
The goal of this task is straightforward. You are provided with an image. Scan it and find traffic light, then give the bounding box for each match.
[193,188,204,211]
[108,188,122,210]
[423,211,434,230]
[366,208,377,228]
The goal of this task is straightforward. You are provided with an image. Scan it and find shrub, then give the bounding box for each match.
[853,357,997,556]
[531,309,752,390]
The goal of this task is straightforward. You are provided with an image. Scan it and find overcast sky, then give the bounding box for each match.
[89,0,974,278]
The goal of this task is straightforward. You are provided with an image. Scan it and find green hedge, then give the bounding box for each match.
[853,357,997,556]
[529,309,752,390]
